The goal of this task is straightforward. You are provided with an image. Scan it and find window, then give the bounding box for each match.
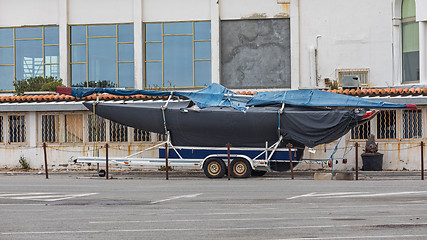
[377,110,397,139]
[157,133,167,142]
[134,129,151,142]
[145,21,211,88]
[65,114,83,143]
[42,114,59,142]
[110,121,128,142]
[8,115,25,143]
[336,69,369,86]
[0,26,59,91]
[402,0,419,82]
[351,121,370,139]
[88,114,106,142]
[70,24,134,88]
[403,110,422,138]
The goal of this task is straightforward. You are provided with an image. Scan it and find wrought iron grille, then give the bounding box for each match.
[64,114,83,143]
[377,110,396,139]
[336,68,369,86]
[88,114,106,142]
[110,121,128,142]
[134,129,151,142]
[8,115,26,143]
[41,114,59,142]
[157,133,166,142]
[403,109,422,138]
[351,121,370,139]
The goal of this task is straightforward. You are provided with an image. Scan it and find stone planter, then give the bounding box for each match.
[361,153,383,171]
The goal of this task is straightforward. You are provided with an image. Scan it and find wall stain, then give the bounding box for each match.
[242,13,268,19]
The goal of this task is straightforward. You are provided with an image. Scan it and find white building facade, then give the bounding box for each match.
[0,0,426,171]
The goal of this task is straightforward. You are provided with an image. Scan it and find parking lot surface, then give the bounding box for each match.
[1,173,427,239]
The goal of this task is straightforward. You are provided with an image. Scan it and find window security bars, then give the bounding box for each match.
[42,114,59,142]
[403,109,422,138]
[336,68,369,86]
[351,121,370,140]
[88,114,106,142]
[65,114,83,143]
[134,129,151,142]
[8,115,25,143]
[110,121,128,142]
[157,133,166,142]
[377,110,397,139]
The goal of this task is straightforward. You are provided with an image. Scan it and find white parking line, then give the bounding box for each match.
[1,225,335,235]
[287,192,368,200]
[287,191,427,200]
[0,192,98,202]
[4,224,427,236]
[275,234,427,240]
[150,193,203,204]
[89,214,427,224]
[320,191,427,199]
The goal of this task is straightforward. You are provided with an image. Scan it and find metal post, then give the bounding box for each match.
[165,142,169,180]
[355,142,359,181]
[43,142,48,179]
[105,143,109,180]
[227,143,231,180]
[287,143,294,180]
[422,141,424,180]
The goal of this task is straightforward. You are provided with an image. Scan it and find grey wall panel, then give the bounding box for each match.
[221,19,291,89]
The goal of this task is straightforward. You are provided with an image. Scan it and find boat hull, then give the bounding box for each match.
[83,101,368,149]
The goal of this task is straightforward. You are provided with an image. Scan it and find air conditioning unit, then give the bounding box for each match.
[342,75,360,89]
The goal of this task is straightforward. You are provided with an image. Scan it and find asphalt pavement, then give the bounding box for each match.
[1,173,427,239]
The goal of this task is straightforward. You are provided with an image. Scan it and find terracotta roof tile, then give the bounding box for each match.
[2,86,427,104]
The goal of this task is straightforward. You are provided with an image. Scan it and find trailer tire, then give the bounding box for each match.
[230,158,252,178]
[204,158,226,178]
[98,170,106,177]
[251,170,267,177]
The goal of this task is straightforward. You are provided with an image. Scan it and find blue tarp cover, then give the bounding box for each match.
[59,83,413,110]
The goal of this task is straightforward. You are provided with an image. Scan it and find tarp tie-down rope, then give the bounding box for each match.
[328,111,356,174]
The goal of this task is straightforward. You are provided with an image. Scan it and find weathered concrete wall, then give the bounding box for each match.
[221,19,291,89]
[0,143,160,170]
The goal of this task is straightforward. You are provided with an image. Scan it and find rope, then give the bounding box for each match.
[328,111,356,174]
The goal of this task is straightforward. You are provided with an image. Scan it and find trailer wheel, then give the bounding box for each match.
[98,170,106,177]
[204,158,226,178]
[231,158,252,178]
[251,170,267,177]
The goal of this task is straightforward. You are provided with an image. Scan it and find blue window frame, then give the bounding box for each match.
[144,21,211,88]
[70,24,134,88]
[0,26,59,91]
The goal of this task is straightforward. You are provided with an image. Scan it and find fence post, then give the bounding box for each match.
[287,143,294,180]
[43,142,48,179]
[105,143,109,180]
[227,143,231,180]
[422,141,424,180]
[355,142,358,181]
[165,142,169,180]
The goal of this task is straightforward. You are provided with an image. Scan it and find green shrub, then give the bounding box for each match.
[18,156,30,171]
[14,76,64,95]
[72,80,116,88]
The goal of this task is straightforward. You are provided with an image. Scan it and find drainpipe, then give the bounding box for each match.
[309,35,321,87]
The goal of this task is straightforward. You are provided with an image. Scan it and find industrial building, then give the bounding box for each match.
[0,0,426,171]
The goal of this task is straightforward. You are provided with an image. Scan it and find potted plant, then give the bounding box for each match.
[361,134,384,171]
